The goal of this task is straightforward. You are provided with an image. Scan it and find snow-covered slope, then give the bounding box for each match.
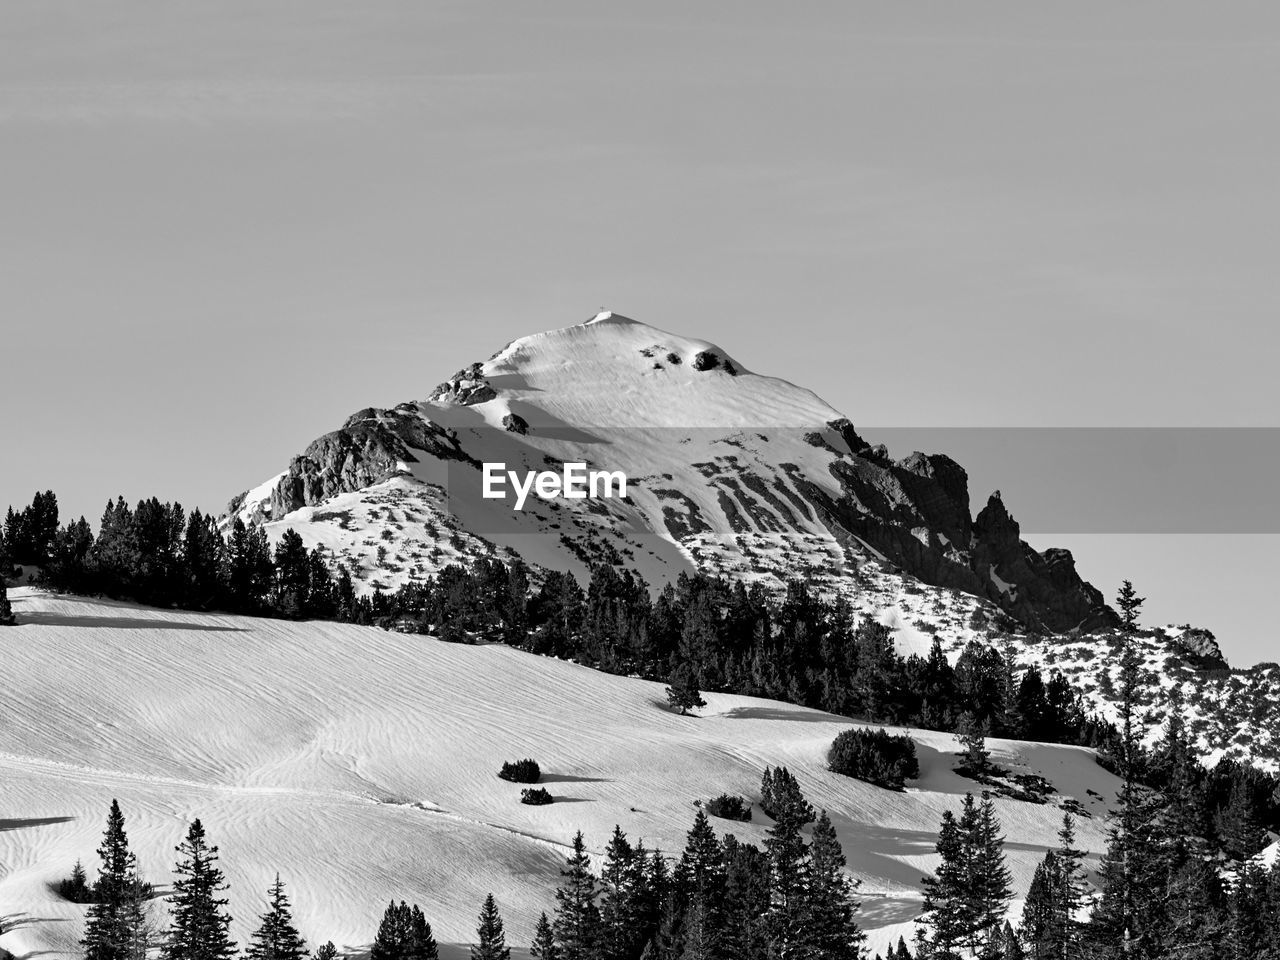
[0,588,1121,959]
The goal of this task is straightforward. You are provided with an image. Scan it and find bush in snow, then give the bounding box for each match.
[827,728,920,790]
[705,794,751,822]
[520,787,553,806]
[498,759,541,784]
[692,351,720,371]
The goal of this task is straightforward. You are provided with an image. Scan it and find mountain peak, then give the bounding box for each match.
[584,309,637,325]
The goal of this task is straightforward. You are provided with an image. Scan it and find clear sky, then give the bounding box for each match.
[2,2,1277,663]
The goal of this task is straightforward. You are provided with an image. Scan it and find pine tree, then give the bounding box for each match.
[956,712,993,778]
[164,819,235,960]
[676,811,727,960]
[764,782,811,957]
[1091,630,1163,960]
[245,875,307,960]
[666,662,707,715]
[807,810,865,959]
[371,901,408,960]
[1226,862,1275,959]
[1219,779,1264,861]
[530,912,558,960]
[0,580,14,625]
[553,832,600,960]
[720,836,769,960]
[599,827,646,960]
[1162,859,1225,959]
[84,799,150,960]
[919,809,970,957]
[968,796,1013,954]
[998,921,1026,960]
[371,902,438,960]
[407,905,439,960]
[65,859,92,902]
[1054,814,1086,959]
[1114,581,1144,634]
[1022,851,1064,959]
[472,894,510,960]
[313,943,338,960]
[919,794,1011,958]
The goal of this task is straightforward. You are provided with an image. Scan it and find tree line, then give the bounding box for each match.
[5,491,1278,851]
[3,491,1107,754]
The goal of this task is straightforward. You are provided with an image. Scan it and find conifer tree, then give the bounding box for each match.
[970,796,1014,951]
[720,835,770,960]
[1114,581,1144,634]
[998,921,1026,960]
[246,875,307,960]
[676,811,727,960]
[371,902,438,960]
[407,905,439,960]
[1022,851,1064,959]
[956,712,993,778]
[553,832,600,960]
[64,859,92,903]
[764,782,812,957]
[1091,628,1164,960]
[1054,814,1086,959]
[919,809,970,957]
[599,827,648,960]
[665,662,707,715]
[164,819,235,960]
[472,894,510,960]
[1218,779,1264,861]
[919,794,1011,958]
[807,810,865,959]
[530,912,558,960]
[371,901,407,960]
[0,580,14,625]
[84,799,150,960]
[1226,862,1276,959]
[313,943,338,960]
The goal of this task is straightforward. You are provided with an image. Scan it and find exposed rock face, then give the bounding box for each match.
[429,363,497,405]
[502,413,529,435]
[792,455,1115,633]
[1166,625,1227,668]
[228,406,473,524]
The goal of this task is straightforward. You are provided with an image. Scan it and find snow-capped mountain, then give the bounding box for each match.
[225,312,1278,771]
[227,312,1108,631]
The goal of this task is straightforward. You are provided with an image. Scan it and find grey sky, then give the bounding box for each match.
[2,2,1277,662]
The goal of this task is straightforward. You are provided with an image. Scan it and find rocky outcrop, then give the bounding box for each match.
[502,413,529,435]
[429,363,497,405]
[789,450,1115,633]
[229,406,475,524]
[1166,625,1227,668]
